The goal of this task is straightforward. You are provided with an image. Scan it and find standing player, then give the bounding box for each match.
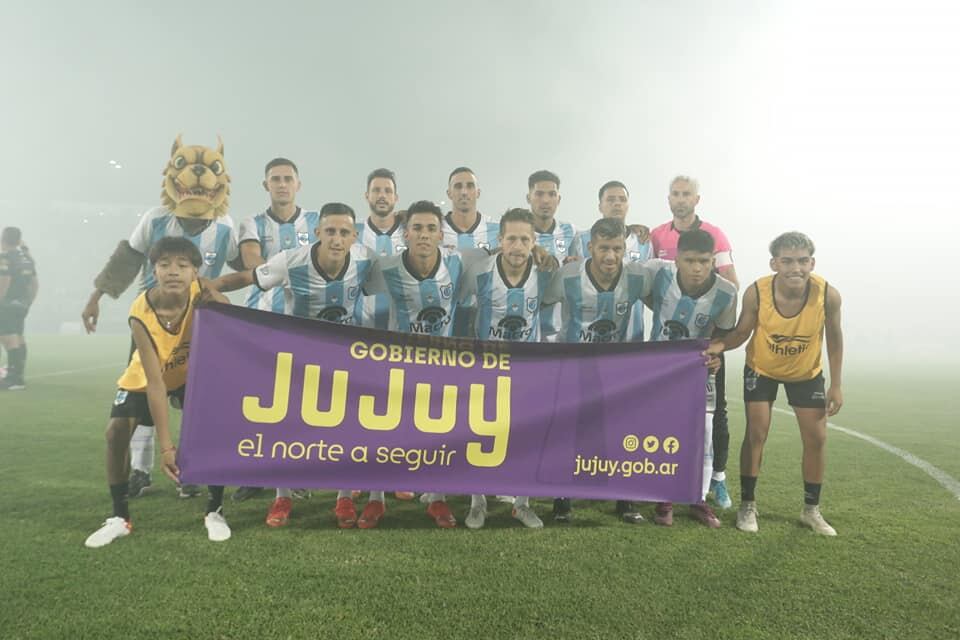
[231,157,318,503]
[456,208,553,529]
[526,170,577,262]
[84,237,232,548]
[0,228,37,390]
[707,232,843,535]
[356,168,405,329]
[210,203,375,529]
[569,181,652,264]
[649,175,739,510]
[541,218,657,522]
[443,167,499,250]
[645,230,737,528]
[364,200,486,528]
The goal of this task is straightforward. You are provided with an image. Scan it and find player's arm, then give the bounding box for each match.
[706,283,757,356]
[717,263,739,289]
[531,245,559,272]
[208,270,255,293]
[130,319,179,482]
[824,285,843,416]
[239,240,265,270]
[627,224,650,243]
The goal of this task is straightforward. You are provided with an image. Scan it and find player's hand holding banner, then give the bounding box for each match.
[179,304,708,503]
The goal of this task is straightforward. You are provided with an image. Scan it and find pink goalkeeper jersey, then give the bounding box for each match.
[649,216,734,269]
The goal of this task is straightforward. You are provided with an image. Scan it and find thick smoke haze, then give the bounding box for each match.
[2,1,957,364]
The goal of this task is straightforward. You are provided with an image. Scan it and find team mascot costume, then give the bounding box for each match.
[82,135,235,498]
[92,135,232,299]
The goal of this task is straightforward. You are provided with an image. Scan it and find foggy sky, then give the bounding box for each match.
[2,1,958,363]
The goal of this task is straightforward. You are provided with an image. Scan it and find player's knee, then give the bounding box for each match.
[104,420,131,450]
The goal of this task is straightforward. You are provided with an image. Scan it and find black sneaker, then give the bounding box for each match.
[615,500,644,524]
[553,497,572,523]
[0,378,25,391]
[231,486,263,502]
[128,470,152,498]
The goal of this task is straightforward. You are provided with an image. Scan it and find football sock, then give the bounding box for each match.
[470,494,486,508]
[369,491,385,502]
[712,470,726,482]
[804,482,821,506]
[130,425,155,473]
[276,488,293,499]
[7,346,25,380]
[337,490,352,499]
[513,496,529,508]
[207,486,225,514]
[741,475,758,502]
[110,482,130,520]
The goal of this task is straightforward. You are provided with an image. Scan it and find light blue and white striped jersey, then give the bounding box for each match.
[536,220,578,261]
[647,259,737,342]
[238,207,320,312]
[541,259,655,343]
[646,260,737,411]
[569,228,653,263]
[253,243,374,324]
[442,212,500,251]
[364,248,473,337]
[128,206,239,290]
[458,254,550,342]
[569,227,653,340]
[355,217,407,329]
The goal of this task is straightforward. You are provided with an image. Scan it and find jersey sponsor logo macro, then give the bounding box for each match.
[490,315,533,340]
[317,306,351,324]
[662,320,691,341]
[580,318,618,343]
[410,306,451,334]
[766,334,812,356]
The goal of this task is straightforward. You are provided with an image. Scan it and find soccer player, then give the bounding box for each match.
[364,200,487,528]
[84,237,232,548]
[541,218,657,522]
[356,168,406,329]
[569,181,652,264]
[706,232,843,536]
[0,228,37,391]
[80,193,239,501]
[650,175,739,510]
[645,230,737,528]
[210,203,376,529]
[526,170,577,262]
[456,208,553,529]
[442,167,500,250]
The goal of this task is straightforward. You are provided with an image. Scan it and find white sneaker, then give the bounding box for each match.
[512,504,544,529]
[418,493,431,504]
[204,509,232,542]
[800,505,837,536]
[495,495,516,504]
[85,516,131,548]
[736,501,759,533]
[465,496,487,529]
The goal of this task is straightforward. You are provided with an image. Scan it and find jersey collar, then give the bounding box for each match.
[445,211,482,234]
[670,215,702,233]
[402,248,442,281]
[496,254,533,288]
[311,243,351,282]
[367,215,401,236]
[266,206,301,226]
[585,258,622,293]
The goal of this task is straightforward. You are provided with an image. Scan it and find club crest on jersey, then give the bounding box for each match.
[616,301,629,316]
[477,242,490,250]
[296,231,310,245]
[202,251,217,266]
[695,313,710,328]
[396,244,407,252]
[526,297,539,313]
[629,250,642,262]
[347,286,359,300]
[439,284,453,299]
[556,238,567,252]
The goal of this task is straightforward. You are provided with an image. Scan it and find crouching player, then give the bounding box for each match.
[85,238,231,548]
[707,232,843,535]
[646,230,737,528]
[456,208,554,529]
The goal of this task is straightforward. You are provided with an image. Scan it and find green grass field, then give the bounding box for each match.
[1,336,958,640]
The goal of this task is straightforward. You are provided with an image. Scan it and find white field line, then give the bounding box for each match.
[29,363,121,379]
[772,406,960,502]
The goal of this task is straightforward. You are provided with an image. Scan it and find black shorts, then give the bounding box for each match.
[743,366,826,409]
[109,387,186,425]
[0,302,27,335]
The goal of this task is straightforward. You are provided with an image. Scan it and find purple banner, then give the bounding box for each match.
[179,304,708,503]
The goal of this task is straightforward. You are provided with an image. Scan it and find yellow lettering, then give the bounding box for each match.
[482,353,498,369]
[300,365,348,427]
[237,438,255,457]
[242,352,292,423]
[413,383,458,434]
[350,341,367,359]
[458,352,476,368]
[466,376,511,467]
[427,348,441,366]
[499,353,511,371]
[369,343,387,361]
[350,446,368,463]
[358,368,404,431]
